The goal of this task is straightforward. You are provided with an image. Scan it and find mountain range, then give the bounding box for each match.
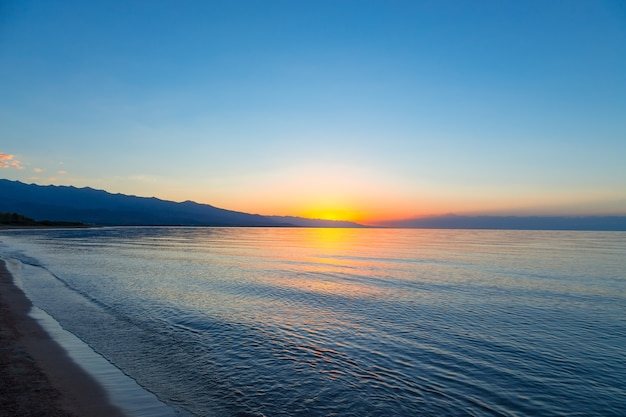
[2,179,625,230]
[0,179,363,227]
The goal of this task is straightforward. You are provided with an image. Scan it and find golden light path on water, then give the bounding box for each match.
[1,227,625,417]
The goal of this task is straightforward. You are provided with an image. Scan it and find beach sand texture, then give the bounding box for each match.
[0,259,126,417]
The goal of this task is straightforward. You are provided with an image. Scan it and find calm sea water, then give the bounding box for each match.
[1,227,625,416]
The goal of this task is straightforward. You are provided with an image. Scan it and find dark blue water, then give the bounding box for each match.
[1,227,625,416]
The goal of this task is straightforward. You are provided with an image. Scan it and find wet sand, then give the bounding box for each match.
[0,259,126,417]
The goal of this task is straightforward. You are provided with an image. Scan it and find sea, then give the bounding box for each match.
[0,227,624,417]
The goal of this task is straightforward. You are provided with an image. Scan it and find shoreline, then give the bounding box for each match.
[0,259,126,417]
[0,225,95,230]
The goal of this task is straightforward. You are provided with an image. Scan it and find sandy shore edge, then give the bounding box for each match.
[0,259,127,417]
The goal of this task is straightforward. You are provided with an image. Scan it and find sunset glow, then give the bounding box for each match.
[301,207,362,223]
[1,1,625,223]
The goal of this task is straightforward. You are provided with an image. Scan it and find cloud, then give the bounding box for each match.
[34,167,44,173]
[0,153,24,169]
[57,170,67,174]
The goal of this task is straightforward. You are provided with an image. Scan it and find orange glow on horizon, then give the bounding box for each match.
[292,200,427,224]
[297,206,439,226]
[300,207,364,223]
[263,196,443,225]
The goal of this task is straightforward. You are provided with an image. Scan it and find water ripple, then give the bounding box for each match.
[1,227,625,416]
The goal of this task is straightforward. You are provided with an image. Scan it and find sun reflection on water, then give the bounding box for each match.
[5,227,626,416]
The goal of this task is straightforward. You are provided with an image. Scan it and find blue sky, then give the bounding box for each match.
[1,0,625,223]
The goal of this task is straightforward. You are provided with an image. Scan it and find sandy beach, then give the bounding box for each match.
[0,259,126,417]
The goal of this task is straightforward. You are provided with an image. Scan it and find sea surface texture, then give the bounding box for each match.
[1,227,625,416]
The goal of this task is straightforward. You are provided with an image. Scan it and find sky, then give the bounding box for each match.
[1,0,625,224]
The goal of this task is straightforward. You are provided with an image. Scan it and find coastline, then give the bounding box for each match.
[0,225,94,230]
[0,259,126,417]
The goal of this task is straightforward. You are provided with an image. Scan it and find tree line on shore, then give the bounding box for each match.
[0,212,86,227]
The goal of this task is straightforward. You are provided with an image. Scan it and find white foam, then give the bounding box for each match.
[2,256,182,417]
[28,306,181,417]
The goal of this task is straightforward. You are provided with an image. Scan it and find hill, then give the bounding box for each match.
[0,180,363,228]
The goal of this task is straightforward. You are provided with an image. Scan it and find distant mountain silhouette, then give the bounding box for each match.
[4,180,624,230]
[0,180,363,227]
[377,214,626,231]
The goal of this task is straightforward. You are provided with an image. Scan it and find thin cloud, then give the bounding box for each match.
[57,170,67,174]
[34,167,44,173]
[0,152,24,169]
